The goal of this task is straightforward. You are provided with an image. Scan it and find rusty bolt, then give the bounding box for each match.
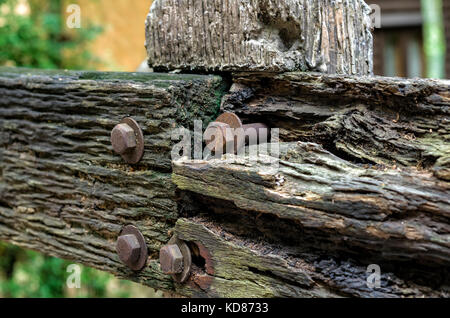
[116,234,141,264]
[160,236,192,283]
[159,244,184,274]
[110,118,144,164]
[111,123,137,155]
[116,225,148,271]
[204,112,268,154]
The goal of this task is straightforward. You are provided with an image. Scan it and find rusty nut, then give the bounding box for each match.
[159,236,192,283]
[159,244,184,274]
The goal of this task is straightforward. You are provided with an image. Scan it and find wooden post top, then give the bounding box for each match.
[145,0,373,75]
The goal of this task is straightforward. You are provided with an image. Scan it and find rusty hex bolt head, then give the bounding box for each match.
[110,118,145,164]
[111,123,137,155]
[116,234,141,265]
[160,236,192,283]
[116,225,148,271]
[159,244,184,274]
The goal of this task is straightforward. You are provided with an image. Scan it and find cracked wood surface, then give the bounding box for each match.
[172,217,446,297]
[172,73,450,297]
[0,67,449,297]
[145,0,373,74]
[223,72,450,180]
[0,67,226,295]
[173,142,450,268]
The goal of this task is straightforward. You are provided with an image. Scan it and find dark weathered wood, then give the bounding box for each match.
[170,73,450,297]
[145,0,373,74]
[173,142,450,266]
[222,72,450,179]
[0,67,449,297]
[172,217,446,297]
[0,67,226,295]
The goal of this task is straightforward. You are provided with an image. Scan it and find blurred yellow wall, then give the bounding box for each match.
[70,0,153,71]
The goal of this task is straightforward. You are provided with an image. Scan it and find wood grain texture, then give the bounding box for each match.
[145,0,373,74]
[173,142,450,267]
[0,67,226,294]
[222,72,450,180]
[170,72,450,297]
[1,67,449,297]
[172,217,447,297]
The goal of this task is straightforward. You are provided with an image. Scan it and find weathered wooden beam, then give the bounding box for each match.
[170,73,450,297]
[1,67,449,297]
[172,217,446,297]
[222,72,450,180]
[0,67,226,295]
[145,0,373,74]
[173,142,450,267]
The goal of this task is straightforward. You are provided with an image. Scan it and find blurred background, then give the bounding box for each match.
[367,0,449,78]
[0,0,448,298]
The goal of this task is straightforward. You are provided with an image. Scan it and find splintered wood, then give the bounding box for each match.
[145,0,373,74]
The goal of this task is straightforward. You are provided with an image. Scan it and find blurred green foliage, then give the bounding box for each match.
[0,0,160,298]
[421,0,446,79]
[0,0,102,69]
[0,241,157,298]
[0,242,108,297]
